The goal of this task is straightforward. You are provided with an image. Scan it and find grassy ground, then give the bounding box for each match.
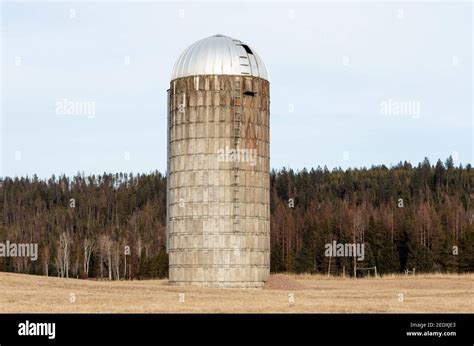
[0,272,472,313]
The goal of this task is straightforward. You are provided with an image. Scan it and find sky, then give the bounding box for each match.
[1,1,472,178]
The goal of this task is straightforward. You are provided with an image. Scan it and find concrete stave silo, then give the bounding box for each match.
[166,34,270,287]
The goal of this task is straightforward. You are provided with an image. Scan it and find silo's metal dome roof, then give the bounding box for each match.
[171,34,268,81]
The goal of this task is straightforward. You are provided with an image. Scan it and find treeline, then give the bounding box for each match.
[270,157,473,274]
[0,157,473,279]
[0,172,168,279]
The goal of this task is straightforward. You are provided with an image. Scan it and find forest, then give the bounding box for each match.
[0,156,472,279]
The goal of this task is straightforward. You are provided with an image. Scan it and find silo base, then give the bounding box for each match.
[168,266,270,288]
[168,280,266,288]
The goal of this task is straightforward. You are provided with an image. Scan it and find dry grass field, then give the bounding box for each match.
[0,272,472,313]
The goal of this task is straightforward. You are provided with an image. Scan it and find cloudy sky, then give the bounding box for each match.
[1,1,472,178]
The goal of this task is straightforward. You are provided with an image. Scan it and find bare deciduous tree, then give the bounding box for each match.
[99,234,113,280]
[83,238,95,278]
[57,231,72,278]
